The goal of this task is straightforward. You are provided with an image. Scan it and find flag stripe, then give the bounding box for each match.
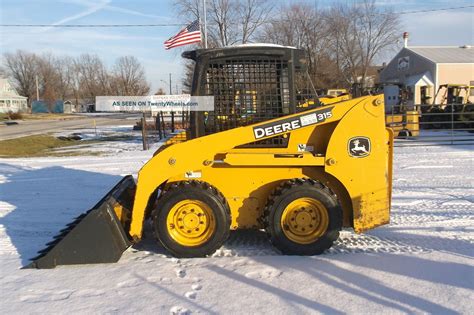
[165,37,201,49]
[165,34,201,47]
[164,20,201,50]
[165,34,201,48]
[165,31,201,44]
[165,39,201,50]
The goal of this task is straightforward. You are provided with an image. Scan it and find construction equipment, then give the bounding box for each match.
[382,84,420,137]
[421,84,473,129]
[26,45,393,268]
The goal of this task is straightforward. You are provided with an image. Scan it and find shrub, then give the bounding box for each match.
[8,111,24,120]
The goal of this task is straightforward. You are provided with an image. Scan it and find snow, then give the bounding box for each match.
[0,128,473,314]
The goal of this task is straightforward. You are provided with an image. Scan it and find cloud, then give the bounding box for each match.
[40,0,111,31]
[105,5,171,20]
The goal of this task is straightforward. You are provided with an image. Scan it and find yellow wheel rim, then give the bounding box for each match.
[280,197,329,244]
[166,200,215,247]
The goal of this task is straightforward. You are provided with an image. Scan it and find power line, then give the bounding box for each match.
[398,5,474,15]
[0,23,183,28]
[0,5,472,28]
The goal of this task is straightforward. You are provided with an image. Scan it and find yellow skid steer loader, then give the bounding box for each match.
[26,45,393,268]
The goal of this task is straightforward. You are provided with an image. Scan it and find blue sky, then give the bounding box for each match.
[1,0,473,93]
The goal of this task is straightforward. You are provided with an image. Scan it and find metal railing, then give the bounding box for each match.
[386,103,474,146]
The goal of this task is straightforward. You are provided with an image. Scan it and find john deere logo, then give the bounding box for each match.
[348,137,371,158]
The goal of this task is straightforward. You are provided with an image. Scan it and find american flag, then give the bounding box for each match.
[164,20,201,50]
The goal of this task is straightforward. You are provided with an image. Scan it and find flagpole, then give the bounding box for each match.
[203,0,208,48]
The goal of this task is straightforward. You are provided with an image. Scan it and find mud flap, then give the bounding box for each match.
[24,176,136,269]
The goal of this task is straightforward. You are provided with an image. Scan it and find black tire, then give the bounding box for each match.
[152,181,231,258]
[398,129,411,138]
[263,178,342,255]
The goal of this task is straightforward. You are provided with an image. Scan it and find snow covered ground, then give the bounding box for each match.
[0,128,473,314]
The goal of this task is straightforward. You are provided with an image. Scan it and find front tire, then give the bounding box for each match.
[153,181,231,257]
[263,179,342,255]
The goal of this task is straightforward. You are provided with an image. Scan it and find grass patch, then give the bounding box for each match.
[0,134,96,158]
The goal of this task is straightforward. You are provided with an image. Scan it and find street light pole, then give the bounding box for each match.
[169,73,174,132]
[169,73,172,94]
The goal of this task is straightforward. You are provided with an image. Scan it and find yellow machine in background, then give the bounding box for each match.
[386,111,420,137]
[434,84,473,105]
[27,45,393,268]
[382,84,420,137]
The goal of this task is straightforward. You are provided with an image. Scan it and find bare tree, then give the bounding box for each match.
[55,56,75,100]
[111,56,150,95]
[327,0,400,87]
[356,0,400,87]
[155,88,166,95]
[260,3,339,88]
[175,0,273,47]
[37,53,61,110]
[3,50,39,106]
[239,0,274,44]
[74,54,112,102]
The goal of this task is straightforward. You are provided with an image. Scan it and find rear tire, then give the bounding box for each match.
[153,181,230,258]
[263,178,342,255]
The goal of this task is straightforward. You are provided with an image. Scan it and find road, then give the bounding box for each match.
[0,113,141,140]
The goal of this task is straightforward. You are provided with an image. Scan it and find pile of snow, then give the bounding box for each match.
[0,128,472,313]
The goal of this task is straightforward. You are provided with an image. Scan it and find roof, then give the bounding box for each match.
[232,43,297,49]
[0,77,27,99]
[408,46,474,63]
[405,72,434,86]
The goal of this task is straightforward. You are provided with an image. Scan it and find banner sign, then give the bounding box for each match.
[95,95,214,112]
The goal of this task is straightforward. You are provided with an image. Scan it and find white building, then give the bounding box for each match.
[0,77,28,113]
[379,45,474,105]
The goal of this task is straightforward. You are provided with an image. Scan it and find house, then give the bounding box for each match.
[0,77,28,113]
[379,38,474,105]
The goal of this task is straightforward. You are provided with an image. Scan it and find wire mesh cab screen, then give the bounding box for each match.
[183,46,309,146]
[204,57,290,134]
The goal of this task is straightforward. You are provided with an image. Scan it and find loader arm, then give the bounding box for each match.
[129,95,392,240]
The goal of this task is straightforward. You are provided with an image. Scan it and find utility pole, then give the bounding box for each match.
[203,0,208,48]
[35,75,39,101]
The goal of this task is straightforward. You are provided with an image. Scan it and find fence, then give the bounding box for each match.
[386,103,474,147]
[142,103,474,148]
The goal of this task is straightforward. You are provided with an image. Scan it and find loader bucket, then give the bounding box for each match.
[24,175,136,269]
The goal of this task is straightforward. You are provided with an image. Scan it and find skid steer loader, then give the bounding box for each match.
[26,45,393,269]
